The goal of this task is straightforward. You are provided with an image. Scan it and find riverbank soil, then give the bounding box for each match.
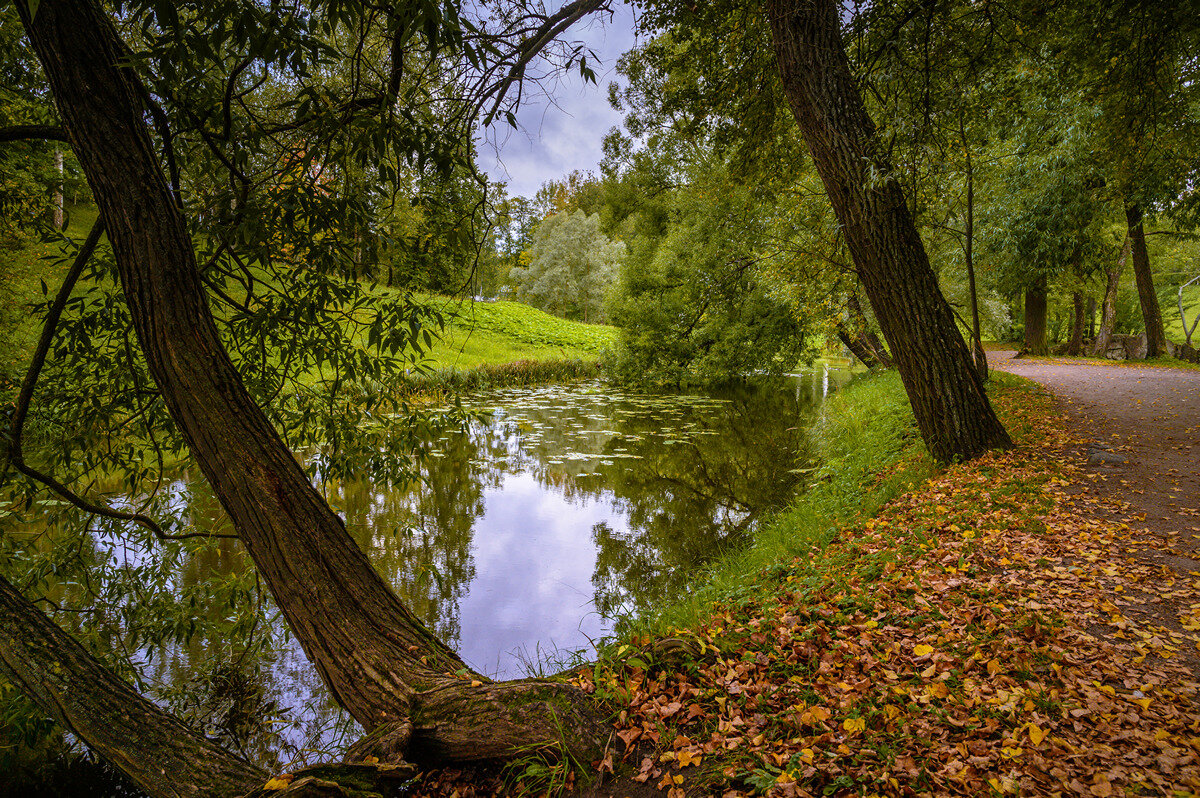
[399,367,1199,797]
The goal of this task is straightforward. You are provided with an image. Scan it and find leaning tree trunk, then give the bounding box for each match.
[959,115,987,380]
[0,576,266,798]
[1090,238,1127,356]
[1125,203,1167,358]
[847,291,893,368]
[836,320,882,367]
[18,0,602,771]
[1022,276,1048,356]
[837,291,892,368]
[764,0,1009,462]
[1066,290,1085,356]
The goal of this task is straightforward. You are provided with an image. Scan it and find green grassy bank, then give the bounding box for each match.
[426,297,617,369]
[0,213,617,388]
[624,369,932,639]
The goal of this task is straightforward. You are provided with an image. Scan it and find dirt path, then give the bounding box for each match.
[993,350,1200,663]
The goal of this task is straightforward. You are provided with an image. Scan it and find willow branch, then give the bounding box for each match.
[4,217,232,542]
[479,0,609,125]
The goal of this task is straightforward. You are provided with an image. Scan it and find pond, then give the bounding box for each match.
[13,367,853,769]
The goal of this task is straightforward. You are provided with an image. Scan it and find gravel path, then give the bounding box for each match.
[993,351,1200,662]
[993,351,1200,536]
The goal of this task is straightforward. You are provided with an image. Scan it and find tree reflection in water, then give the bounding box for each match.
[20,369,849,765]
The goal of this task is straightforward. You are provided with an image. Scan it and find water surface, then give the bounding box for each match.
[21,369,853,765]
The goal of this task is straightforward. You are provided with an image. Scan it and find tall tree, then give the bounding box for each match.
[509,208,624,322]
[762,0,1010,462]
[1125,203,1166,356]
[1046,0,1200,356]
[1090,237,1128,357]
[8,0,608,788]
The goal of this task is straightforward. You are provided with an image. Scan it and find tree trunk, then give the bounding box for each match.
[1090,238,1126,356]
[1023,276,1048,356]
[963,142,987,380]
[0,576,266,798]
[53,147,64,229]
[763,0,1009,462]
[1067,290,1085,356]
[19,0,601,772]
[836,320,881,367]
[846,291,893,368]
[1125,203,1166,357]
[1087,296,1096,339]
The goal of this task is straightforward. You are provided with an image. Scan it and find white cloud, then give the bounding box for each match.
[476,4,639,199]
[455,472,626,678]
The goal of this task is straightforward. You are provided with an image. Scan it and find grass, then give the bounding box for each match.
[624,369,932,638]
[0,209,617,390]
[420,297,617,370]
[0,205,101,382]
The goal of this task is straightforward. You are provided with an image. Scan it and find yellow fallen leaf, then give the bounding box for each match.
[843,717,866,734]
[263,775,294,790]
[913,644,934,657]
[987,658,1002,676]
[1027,724,1045,746]
[470,680,482,687]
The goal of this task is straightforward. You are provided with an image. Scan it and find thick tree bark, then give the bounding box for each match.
[764,0,1010,462]
[1090,238,1127,357]
[1125,203,1167,357]
[0,576,266,798]
[19,0,601,771]
[1066,290,1085,356]
[1022,276,1048,356]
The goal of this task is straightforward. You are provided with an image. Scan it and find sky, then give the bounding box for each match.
[475,4,640,200]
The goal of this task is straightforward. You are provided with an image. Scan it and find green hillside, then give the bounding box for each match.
[425,297,617,369]
[1,216,616,386]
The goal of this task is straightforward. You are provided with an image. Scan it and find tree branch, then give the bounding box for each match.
[479,0,610,126]
[0,124,69,143]
[4,217,233,542]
